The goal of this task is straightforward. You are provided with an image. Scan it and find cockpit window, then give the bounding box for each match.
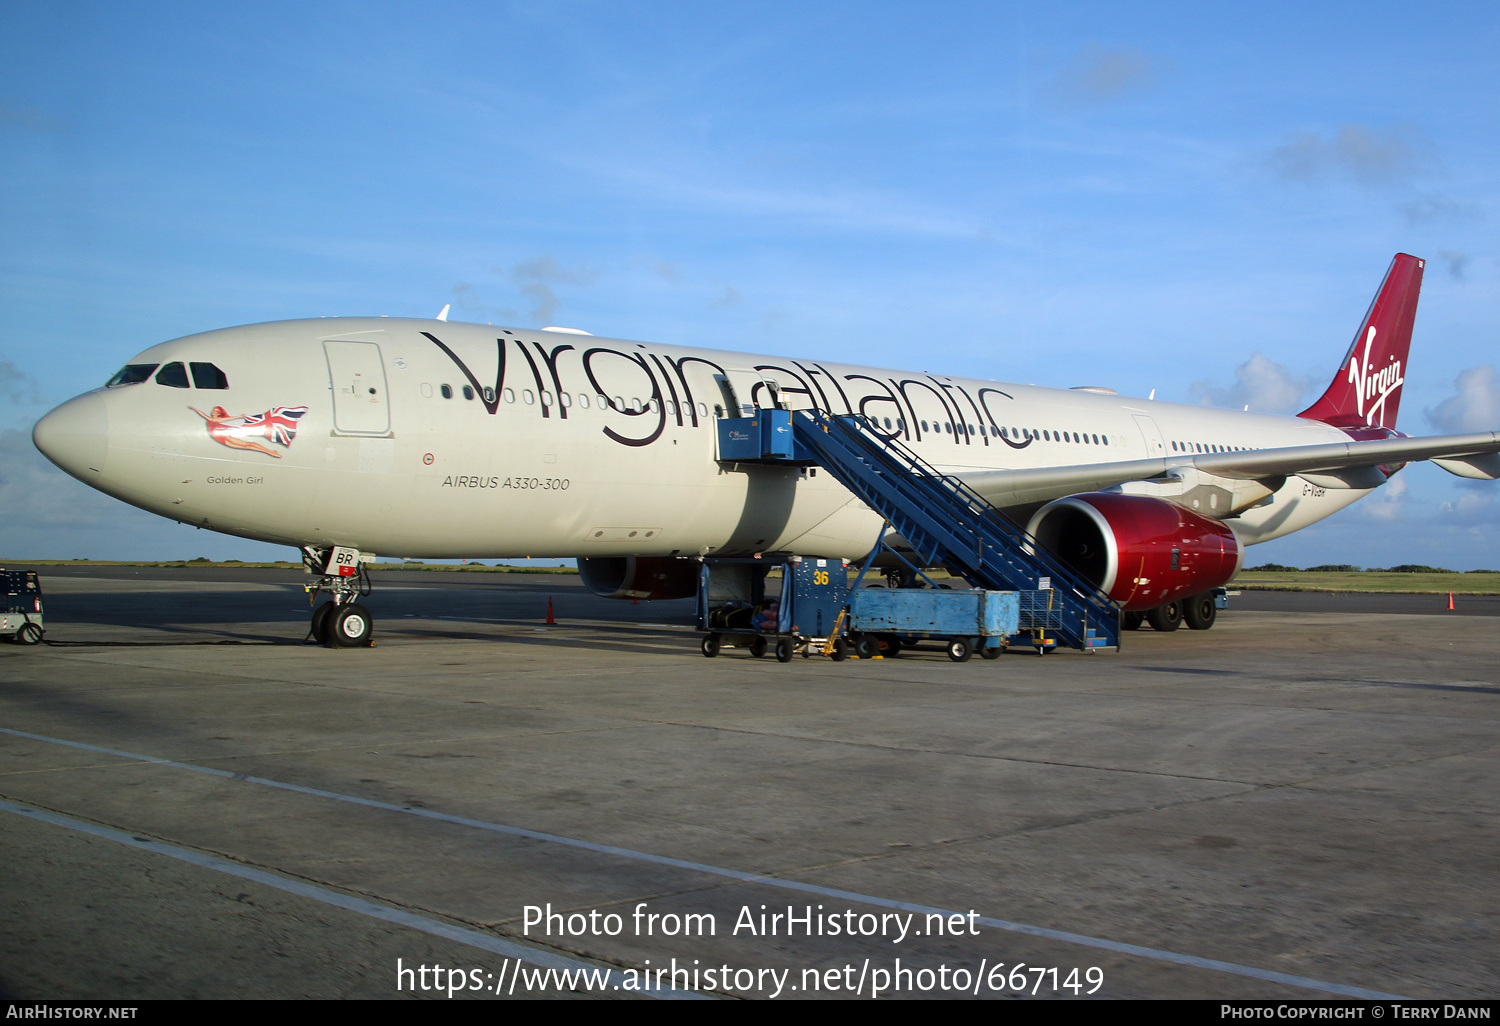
[155,362,190,388]
[190,362,229,389]
[106,364,158,387]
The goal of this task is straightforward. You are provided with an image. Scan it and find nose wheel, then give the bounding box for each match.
[327,603,373,647]
[303,546,376,647]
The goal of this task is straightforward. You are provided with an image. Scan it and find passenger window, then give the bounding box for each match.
[503,388,514,403]
[577,393,589,409]
[189,362,228,389]
[106,364,158,387]
[155,362,190,388]
[440,384,453,399]
[697,402,707,418]
[560,392,571,407]
[484,387,496,403]
[523,390,535,405]
[462,385,475,400]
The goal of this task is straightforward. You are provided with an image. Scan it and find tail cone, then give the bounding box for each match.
[546,597,555,624]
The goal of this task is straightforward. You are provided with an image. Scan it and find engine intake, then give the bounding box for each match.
[1026,493,1242,612]
[577,556,700,600]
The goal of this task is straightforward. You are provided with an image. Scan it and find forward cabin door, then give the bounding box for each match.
[715,369,779,417]
[324,340,391,435]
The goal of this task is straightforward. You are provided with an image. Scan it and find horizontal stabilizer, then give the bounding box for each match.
[1433,452,1500,480]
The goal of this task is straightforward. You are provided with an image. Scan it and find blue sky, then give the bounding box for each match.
[2,1,1497,567]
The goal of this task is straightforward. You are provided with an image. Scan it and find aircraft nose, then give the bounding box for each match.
[34,391,110,480]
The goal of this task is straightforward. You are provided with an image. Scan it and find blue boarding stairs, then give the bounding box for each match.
[718,408,1120,652]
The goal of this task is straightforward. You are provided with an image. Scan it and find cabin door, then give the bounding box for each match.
[324,340,391,435]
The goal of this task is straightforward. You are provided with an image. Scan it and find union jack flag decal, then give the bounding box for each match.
[190,405,309,459]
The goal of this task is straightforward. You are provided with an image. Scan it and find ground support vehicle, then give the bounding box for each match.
[1,570,45,645]
[697,555,853,661]
[695,546,1031,664]
[848,586,1019,662]
[715,407,1119,653]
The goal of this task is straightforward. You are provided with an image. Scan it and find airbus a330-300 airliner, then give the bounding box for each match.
[30,253,1500,647]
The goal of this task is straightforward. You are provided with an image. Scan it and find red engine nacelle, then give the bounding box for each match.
[577,556,700,600]
[1026,493,1242,612]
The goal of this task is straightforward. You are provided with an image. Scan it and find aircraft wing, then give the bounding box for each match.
[955,431,1500,509]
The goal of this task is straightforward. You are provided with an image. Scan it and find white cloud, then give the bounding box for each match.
[1051,45,1158,105]
[1427,365,1500,434]
[1438,250,1471,280]
[0,428,120,526]
[1401,194,1482,226]
[1189,352,1311,414]
[1439,491,1493,519]
[0,356,42,405]
[508,255,599,325]
[0,428,285,560]
[0,100,59,132]
[1358,472,1409,523]
[708,284,742,311]
[1268,124,1428,187]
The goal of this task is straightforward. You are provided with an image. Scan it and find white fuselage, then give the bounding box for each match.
[38,317,1368,559]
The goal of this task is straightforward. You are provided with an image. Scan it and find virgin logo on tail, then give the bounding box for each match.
[1298,254,1422,431]
[1348,326,1404,427]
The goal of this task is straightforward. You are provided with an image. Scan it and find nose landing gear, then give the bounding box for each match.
[303,546,375,647]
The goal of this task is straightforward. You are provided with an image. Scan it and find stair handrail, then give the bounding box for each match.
[795,409,1121,639]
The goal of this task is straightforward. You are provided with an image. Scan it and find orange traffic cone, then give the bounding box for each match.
[1448,592,1455,611]
[546,597,556,624]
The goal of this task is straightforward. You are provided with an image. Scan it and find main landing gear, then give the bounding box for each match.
[303,546,375,648]
[1121,591,1222,633]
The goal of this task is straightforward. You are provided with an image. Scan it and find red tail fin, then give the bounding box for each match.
[1298,254,1424,430]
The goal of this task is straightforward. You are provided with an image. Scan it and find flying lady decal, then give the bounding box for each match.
[191,405,309,458]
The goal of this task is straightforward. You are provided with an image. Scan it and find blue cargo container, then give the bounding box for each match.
[850,588,1019,662]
